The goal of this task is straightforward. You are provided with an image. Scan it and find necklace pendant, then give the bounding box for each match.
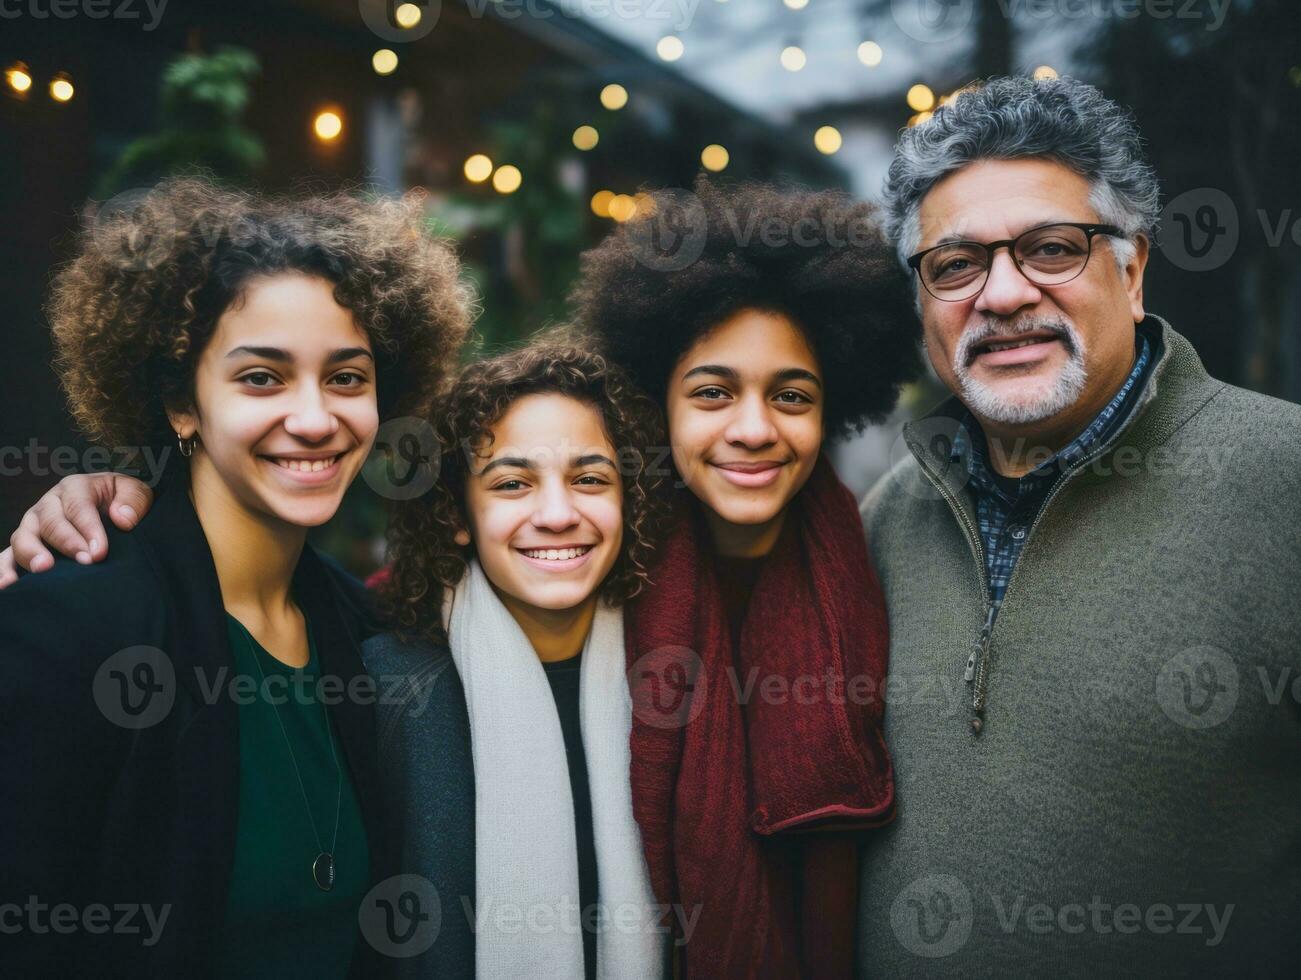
[313,852,336,891]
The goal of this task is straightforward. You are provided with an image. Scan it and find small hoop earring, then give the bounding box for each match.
[177,432,197,457]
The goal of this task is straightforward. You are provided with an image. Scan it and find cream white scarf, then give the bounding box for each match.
[443,559,664,980]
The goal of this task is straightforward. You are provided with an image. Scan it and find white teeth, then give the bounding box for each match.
[984,337,1050,353]
[521,546,593,561]
[273,454,339,472]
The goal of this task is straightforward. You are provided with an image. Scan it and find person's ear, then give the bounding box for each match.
[166,404,198,442]
[453,527,470,547]
[1124,233,1150,323]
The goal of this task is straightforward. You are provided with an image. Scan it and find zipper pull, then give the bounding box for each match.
[969,606,996,734]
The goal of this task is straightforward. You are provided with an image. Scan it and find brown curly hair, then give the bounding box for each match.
[569,175,922,440]
[378,334,669,646]
[47,177,474,467]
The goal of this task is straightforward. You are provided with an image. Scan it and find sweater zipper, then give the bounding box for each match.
[914,415,1149,734]
[911,456,995,731]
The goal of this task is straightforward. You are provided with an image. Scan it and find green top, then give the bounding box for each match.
[214,613,370,980]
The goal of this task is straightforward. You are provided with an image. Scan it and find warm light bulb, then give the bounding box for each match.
[6,64,32,94]
[372,49,399,76]
[463,154,493,183]
[906,84,935,112]
[701,144,729,172]
[600,84,628,110]
[49,74,74,102]
[1032,65,1059,80]
[781,46,807,72]
[657,36,684,62]
[572,125,599,151]
[492,165,522,194]
[590,190,615,218]
[395,3,422,28]
[858,41,883,67]
[313,110,343,141]
[813,125,842,155]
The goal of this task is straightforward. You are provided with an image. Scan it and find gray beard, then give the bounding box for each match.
[953,316,1089,426]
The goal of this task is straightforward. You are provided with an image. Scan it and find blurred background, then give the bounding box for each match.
[3,0,1298,572]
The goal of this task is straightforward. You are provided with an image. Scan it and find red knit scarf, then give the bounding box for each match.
[626,455,895,978]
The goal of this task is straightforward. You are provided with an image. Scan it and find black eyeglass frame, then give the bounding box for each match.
[906,222,1126,302]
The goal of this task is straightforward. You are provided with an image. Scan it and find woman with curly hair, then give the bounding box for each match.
[0,177,470,977]
[567,177,923,979]
[363,338,670,980]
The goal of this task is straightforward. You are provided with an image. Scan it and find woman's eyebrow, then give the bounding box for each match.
[224,345,373,363]
[774,368,822,388]
[682,364,739,382]
[478,455,533,476]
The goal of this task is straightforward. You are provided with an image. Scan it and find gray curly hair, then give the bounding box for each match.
[883,75,1161,273]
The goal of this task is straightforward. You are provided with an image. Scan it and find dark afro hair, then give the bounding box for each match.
[569,176,922,440]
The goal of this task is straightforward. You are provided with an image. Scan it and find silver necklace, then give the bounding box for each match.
[239,619,343,891]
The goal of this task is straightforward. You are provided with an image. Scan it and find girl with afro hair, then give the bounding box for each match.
[569,177,922,979]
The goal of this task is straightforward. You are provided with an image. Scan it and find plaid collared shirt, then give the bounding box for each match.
[950,334,1153,615]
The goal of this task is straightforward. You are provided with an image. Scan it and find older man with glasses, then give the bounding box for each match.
[858,76,1300,976]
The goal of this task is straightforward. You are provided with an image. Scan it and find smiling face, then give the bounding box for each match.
[915,158,1148,435]
[454,393,624,616]
[169,272,378,528]
[665,309,824,553]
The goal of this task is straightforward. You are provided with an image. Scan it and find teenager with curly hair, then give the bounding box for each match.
[362,337,670,980]
[567,177,923,979]
[0,177,471,977]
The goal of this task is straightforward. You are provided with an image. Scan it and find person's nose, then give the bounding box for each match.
[282,386,340,443]
[530,477,581,532]
[974,248,1042,317]
[722,393,779,449]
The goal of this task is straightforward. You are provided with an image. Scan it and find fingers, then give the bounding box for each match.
[107,476,154,532]
[10,506,58,572]
[62,490,110,562]
[0,547,16,589]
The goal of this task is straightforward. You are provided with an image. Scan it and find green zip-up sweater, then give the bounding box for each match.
[856,317,1301,978]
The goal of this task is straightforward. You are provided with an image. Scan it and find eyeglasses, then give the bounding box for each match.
[906,222,1125,302]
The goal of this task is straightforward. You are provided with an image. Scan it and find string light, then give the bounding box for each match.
[590,190,614,217]
[608,194,637,222]
[906,84,935,112]
[600,84,628,110]
[313,110,343,141]
[813,126,841,155]
[464,154,493,183]
[701,144,729,172]
[657,36,684,62]
[372,49,398,76]
[858,41,883,67]
[492,165,522,194]
[5,62,32,94]
[49,72,74,102]
[395,3,421,28]
[781,46,806,72]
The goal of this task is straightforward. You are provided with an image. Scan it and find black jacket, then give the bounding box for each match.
[0,486,385,978]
